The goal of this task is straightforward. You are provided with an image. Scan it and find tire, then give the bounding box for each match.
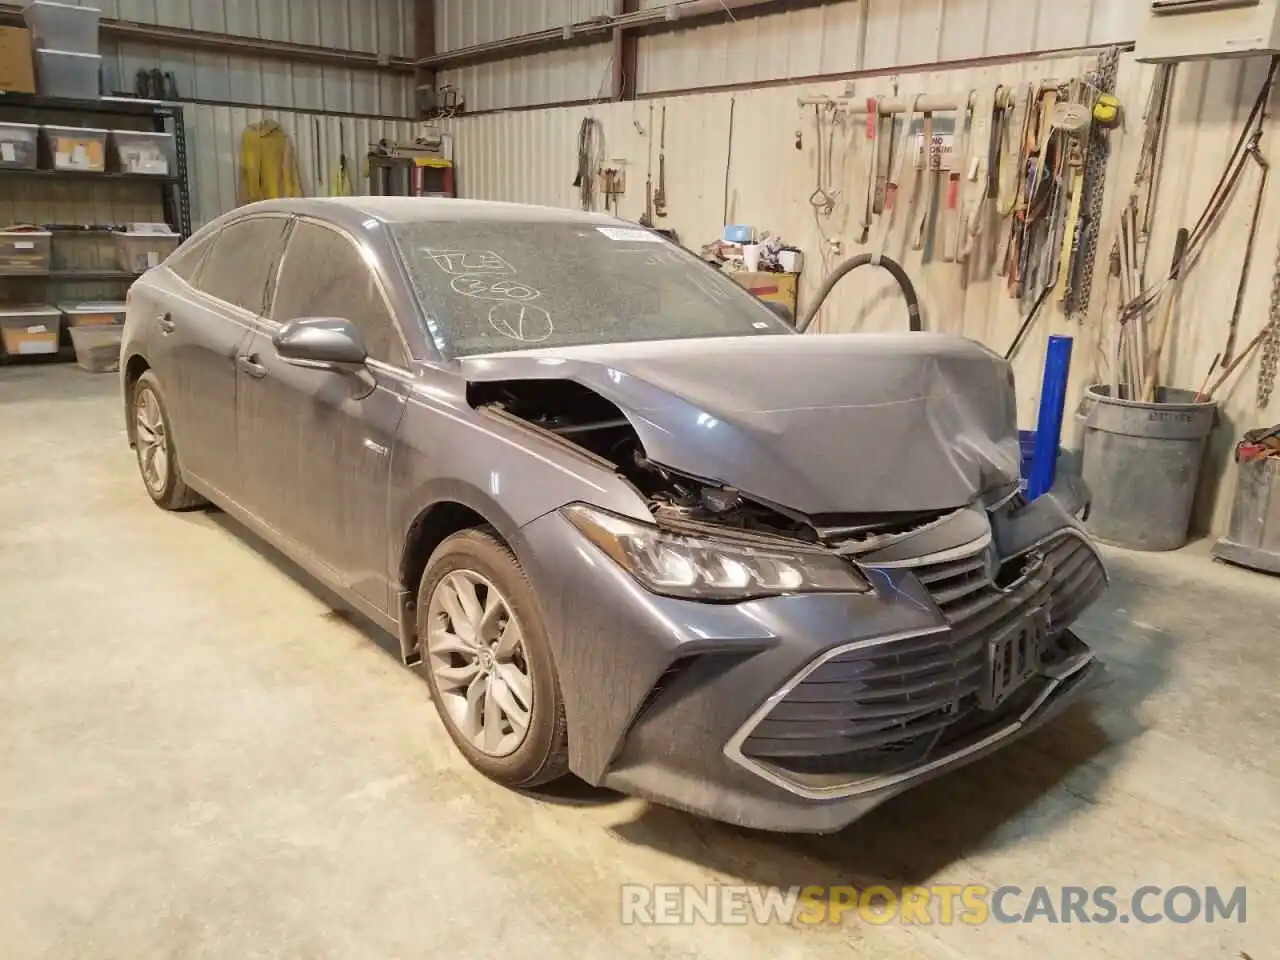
[130,371,205,511]
[416,527,569,788]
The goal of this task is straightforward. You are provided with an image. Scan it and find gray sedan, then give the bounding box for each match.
[121,197,1107,833]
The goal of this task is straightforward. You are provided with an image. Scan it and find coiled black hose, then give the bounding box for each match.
[796,253,923,334]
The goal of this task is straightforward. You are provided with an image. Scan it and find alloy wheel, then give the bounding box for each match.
[135,386,169,496]
[426,569,533,758]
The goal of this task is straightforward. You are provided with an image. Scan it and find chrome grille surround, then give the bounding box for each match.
[724,522,1106,800]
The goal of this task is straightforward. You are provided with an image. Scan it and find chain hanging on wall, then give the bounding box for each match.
[1065,46,1121,318]
[1257,239,1280,407]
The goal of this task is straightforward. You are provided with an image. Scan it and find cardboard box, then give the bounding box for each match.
[731,271,799,321]
[0,27,36,95]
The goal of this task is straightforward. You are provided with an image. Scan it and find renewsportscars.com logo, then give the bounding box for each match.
[620,884,1248,926]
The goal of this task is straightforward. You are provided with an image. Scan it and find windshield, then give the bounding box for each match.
[390,220,794,358]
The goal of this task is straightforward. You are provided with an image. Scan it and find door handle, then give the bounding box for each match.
[237,355,268,379]
[157,313,176,334]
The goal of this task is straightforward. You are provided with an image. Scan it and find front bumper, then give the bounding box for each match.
[513,493,1106,834]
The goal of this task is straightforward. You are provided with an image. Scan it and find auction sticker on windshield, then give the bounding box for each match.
[597,226,664,242]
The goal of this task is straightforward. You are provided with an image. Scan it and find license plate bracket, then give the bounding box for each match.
[980,609,1047,710]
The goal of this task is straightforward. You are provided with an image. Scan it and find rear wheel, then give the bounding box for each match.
[417,527,569,788]
[130,372,205,510]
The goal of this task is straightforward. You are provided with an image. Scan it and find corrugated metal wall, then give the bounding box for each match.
[437,0,1148,110]
[442,48,1280,536]
[38,0,420,226]
[58,0,415,55]
[181,106,416,227]
[436,0,614,49]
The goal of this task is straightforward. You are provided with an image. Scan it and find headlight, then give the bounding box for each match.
[563,504,872,600]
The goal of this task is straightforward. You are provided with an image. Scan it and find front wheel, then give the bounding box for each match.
[417,527,569,788]
[130,371,205,511]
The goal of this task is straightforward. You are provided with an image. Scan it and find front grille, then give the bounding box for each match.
[1043,531,1107,630]
[739,529,1105,779]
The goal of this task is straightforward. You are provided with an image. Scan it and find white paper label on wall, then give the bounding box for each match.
[146,251,159,268]
[1,143,14,163]
[596,226,663,243]
[909,116,957,171]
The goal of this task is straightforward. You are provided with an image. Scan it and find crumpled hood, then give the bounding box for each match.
[460,333,1022,515]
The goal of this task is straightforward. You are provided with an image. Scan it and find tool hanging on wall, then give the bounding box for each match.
[314,118,324,189]
[960,87,996,262]
[910,111,934,252]
[574,117,605,211]
[995,83,1034,277]
[331,125,353,196]
[859,97,879,244]
[1260,239,1280,407]
[654,105,668,217]
[1222,134,1268,364]
[1066,48,1121,316]
[640,103,656,228]
[872,97,920,259]
[941,96,972,263]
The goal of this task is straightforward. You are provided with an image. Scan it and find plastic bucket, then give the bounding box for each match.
[1080,385,1217,551]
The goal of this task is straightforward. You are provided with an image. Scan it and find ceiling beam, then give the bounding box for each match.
[418,0,840,72]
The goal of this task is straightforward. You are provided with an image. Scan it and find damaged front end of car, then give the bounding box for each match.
[463,335,1107,832]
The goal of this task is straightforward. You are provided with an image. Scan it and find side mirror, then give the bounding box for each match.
[273,317,368,370]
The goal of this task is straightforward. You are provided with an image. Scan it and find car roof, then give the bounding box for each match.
[233,196,626,233]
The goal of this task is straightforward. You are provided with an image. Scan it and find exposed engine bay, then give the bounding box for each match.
[468,379,961,556]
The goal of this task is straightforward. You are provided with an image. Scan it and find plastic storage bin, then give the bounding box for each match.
[24,2,101,54]
[0,230,52,274]
[113,228,179,272]
[49,230,110,271]
[68,324,121,372]
[0,306,61,356]
[35,49,101,100]
[0,122,39,169]
[60,301,125,327]
[110,129,173,175]
[42,124,107,171]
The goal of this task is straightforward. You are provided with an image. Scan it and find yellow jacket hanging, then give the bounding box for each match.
[240,120,302,203]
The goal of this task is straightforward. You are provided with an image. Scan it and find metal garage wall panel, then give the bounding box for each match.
[633,0,1144,94]
[636,3,864,92]
[443,44,1280,537]
[1106,53,1280,535]
[441,55,1099,472]
[436,0,615,51]
[440,44,616,112]
[58,0,414,57]
[102,42,415,117]
[184,103,415,227]
[432,1,1145,109]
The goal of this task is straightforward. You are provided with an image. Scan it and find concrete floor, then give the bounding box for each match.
[0,365,1276,959]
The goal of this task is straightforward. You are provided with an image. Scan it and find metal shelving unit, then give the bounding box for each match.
[0,93,192,364]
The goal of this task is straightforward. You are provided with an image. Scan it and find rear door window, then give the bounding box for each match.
[197,216,290,315]
[166,228,218,285]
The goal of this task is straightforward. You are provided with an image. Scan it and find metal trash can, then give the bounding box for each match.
[1080,385,1217,551]
[1213,457,1280,574]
